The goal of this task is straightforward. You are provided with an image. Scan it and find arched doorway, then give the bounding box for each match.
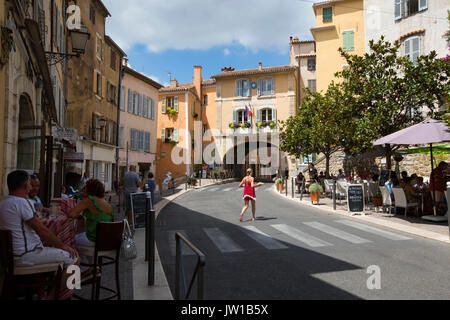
[17,94,38,172]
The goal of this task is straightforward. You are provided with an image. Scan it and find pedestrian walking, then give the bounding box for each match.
[238,168,263,222]
[123,165,142,225]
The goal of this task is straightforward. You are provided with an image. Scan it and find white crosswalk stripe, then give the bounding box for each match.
[167,230,195,256]
[336,220,412,241]
[303,222,372,244]
[207,188,220,192]
[242,226,289,250]
[271,224,333,248]
[223,187,233,192]
[203,228,244,253]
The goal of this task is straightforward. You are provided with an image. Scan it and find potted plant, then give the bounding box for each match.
[229,123,235,129]
[170,139,178,146]
[269,121,276,130]
[240,123,246,129]
[169,109,177,117]
[257,122,262,129]
[309,182,323,204]
[372,190,383,207]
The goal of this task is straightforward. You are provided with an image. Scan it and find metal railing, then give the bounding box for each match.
[175,232,206,300]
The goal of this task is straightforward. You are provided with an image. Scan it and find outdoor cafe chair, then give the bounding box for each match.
[380,186,395,214]
[324,179,334,198]
[0,230,63,300]
[336,181,348,204]
[392,187,419,217]
[73,221,124,301]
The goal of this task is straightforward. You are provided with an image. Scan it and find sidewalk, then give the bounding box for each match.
[132,178,236,300]
[275,179,450,244]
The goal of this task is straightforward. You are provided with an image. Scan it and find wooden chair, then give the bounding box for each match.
[73,221,124,300]
[0,230,63,300]
[392,187,419,217]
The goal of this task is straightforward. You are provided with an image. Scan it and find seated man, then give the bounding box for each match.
[0,170,78,267]
[29,174,50,217]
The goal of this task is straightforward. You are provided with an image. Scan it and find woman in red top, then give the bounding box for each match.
[239,168,263,222]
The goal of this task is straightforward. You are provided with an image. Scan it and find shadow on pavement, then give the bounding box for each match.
[156,202,364,300]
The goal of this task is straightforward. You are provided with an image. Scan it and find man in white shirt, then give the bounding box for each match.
[0,170,78,267]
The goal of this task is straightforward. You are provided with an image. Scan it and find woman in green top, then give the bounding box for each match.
[67,179,114,247]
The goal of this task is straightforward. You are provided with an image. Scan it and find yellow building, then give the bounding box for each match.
[212,62,299,178]
[310,0,365,93]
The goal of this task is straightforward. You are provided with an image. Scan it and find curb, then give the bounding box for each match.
[271,184,450,244]
[132,179,237,300]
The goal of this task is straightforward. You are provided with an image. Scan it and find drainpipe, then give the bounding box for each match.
[116,63,124,186]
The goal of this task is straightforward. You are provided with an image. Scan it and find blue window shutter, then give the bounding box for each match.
[145,132,150,152]
[138,94,143,116]
[139,130,144,151]
[127,88,132,112]
[236,80,242,97]
[232,109,237,123]
[257,79,262,96]
[151,98,155,120]
[130,129,135,150]
[323,7,332,22]
[143,96,148,118]
[269,78,274,95]
[272,108,277,124]
[256,108,261,123]
[244,80,250,97]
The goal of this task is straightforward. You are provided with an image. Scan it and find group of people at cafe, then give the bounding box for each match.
[294,162,449,216]
[0,170,122,299]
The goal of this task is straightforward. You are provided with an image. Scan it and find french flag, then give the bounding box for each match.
[245,104,253,118]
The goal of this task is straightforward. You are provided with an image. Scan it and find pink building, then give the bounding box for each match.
[119,63,163,181]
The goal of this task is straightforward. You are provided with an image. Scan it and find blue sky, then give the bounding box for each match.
[102,0,319,86]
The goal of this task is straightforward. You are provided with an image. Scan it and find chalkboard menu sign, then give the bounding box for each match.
[347,185,365,215]
[131,192,152,229]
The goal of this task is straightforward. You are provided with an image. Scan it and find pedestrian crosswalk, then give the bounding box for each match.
[163,220,413,256]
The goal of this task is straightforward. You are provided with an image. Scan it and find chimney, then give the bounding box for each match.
[258,62,262,70]
[122,57,129,67]
[193,66,202,100]
[170,79,178,87]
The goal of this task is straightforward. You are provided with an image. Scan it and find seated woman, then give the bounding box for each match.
[401,177,419,204]
[67,179,114,247]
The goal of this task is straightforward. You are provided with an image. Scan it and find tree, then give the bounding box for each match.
[335,37,450,168]
[279,89,340,178]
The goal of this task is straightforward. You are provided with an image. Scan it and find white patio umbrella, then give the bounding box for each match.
[374,119,450,221]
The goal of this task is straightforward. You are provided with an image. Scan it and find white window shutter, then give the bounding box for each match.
[272,108,277,123]
[395,0,402,20]
[174,96,179,112]
[256,109,261,123]
[161,128,166,142]
[412,37,420,63]
[232,109,237,123]
[257,79,262,96]
[162,97,167,113]
[173,128,179,142]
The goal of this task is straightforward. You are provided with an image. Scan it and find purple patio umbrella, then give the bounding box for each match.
[374,119,450,217]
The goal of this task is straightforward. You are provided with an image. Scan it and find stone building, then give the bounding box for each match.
[1,0,66,203]
[65,0,125,191]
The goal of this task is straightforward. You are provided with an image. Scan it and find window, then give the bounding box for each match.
[107,82,116,103]
[96,35,103,60]
[110,49,117,71]
[237,110,248,124]
[161,128,179,142]
[203,124,208,135]
[343,31,355,51]
[203,95,208,105]
[323,7,332,22]
[261,109,273,122]
[396,0,427,20]
[90,6,96,24]
[259,78,274,96]
[167,97,175,108]
[236,79,250,97]
[308,80,317,92]
[307,58,316,71]
[404,36,421,63]
[94,71,102,96]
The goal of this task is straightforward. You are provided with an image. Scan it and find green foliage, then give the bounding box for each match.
[308,182,323,193]
[240,123,245,129]
[229,123,235,129]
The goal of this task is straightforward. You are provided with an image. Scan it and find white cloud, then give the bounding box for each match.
[223,48,231,56]
[103,0,316,53]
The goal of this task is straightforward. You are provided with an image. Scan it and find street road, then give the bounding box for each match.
[155,182,450,300]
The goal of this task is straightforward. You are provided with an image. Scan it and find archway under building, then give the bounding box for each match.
[17,94,38,172]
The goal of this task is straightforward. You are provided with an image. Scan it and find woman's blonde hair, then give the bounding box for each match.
[246,168,253,176]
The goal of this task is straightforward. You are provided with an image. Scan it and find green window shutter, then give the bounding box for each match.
[161,128,166,142]
[162,97,167,114]
[173,128,179,142]
[323,7,332,22]
[343,31,354,51]
[174,96,179,112]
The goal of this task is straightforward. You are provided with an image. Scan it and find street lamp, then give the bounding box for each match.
[45,27,90,66]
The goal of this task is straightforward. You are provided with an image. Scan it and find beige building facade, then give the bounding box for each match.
[119,64,162,181]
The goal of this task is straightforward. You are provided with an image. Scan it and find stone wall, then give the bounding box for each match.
[307,149,439,181]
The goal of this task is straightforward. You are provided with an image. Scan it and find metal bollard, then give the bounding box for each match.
[300,180,305,201]
[292,178,295,198]
[285,176,288,197]
[145,192,155,286]
[332,180,337,211]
